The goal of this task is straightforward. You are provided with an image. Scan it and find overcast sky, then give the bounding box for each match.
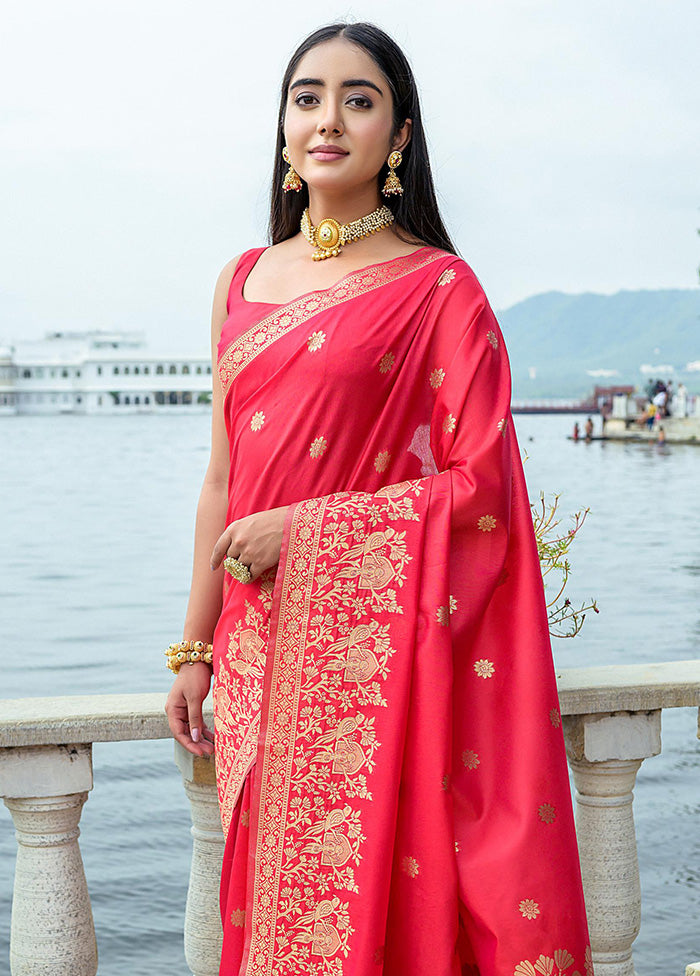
[2,0,698,352]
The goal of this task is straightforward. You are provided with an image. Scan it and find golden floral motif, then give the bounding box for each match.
[478,514,497,532]
[318,810,355,867]
[228,627,266,676]
[513,949,581,976]
[240,809,250,827]
[374,450,391,473]
[307,330,326,352]
[356,531,400,591]
[549,707,561,728]
[554,951,576,972]
[230,908,246,927]
[310,913,342,957]
[473,658,495,679]
[334,716,382,777]
[218,249,444,397]
[584,945,593,976]
[401,855,420,878]
[442,413,457,435]
[455,840,461,853]
[332,737,367,776]
[486,329,499,349]
[378,351,395,374]
[342,624,384,684]
[373,946,385,965]
[309,436,328,459]
[436,605,450,627]
[538,803,557,825]
[461,749,480,770]
[519,899,540,920]
[430,367,445,390]
[437,268,456,286]
[449,594,458,613]
[250,410,265,432]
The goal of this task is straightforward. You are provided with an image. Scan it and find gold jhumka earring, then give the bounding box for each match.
[382,150,404,197]
[282,147,302,193]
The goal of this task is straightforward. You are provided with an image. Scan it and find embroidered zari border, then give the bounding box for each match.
[219,249,446,398]
[244,484,423,975]
[215,583,275,833]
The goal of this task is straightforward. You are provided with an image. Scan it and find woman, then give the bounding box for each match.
[166,21,592,976]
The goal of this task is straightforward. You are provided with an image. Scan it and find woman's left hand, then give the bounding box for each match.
[210,505,289,581]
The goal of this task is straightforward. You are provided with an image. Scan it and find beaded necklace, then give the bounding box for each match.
[300,204,395,260]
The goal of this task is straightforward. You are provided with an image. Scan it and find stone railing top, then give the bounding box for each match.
[0,693,178,748]
[557,659,700,715]
[1,661,699,748]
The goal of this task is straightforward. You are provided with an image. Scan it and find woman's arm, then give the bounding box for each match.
[165,255,241,757]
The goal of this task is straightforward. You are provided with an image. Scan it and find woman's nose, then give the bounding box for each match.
[318,102,344,136]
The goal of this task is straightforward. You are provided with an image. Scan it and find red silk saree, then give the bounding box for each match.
[213,245,592,976]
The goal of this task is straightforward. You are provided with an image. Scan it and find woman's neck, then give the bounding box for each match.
[307,186,384,226]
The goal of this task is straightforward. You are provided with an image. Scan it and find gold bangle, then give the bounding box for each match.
[165,640,214,674]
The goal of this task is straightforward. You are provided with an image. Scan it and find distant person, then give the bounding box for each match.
[645,402,656,430]
[573,421,580,441]
[675,382,688,418]
[665,380,673,416]
[584,416,594,441]
[657,425,666,445]
[652,387,667,417]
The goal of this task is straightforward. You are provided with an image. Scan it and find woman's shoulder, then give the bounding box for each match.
[426,248,483,284]
[424,249,491,313]
[216,246,267,285]
[213,247,270,311]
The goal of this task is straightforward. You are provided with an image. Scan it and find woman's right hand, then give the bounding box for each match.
[165,663,215,757]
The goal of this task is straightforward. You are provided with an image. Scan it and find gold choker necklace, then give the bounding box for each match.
[300,204,395,260]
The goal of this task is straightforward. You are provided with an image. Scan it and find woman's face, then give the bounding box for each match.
[283,37,411,196]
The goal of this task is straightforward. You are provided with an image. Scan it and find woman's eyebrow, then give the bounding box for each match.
[289,77,384,97]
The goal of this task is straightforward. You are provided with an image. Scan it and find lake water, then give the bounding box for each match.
[1,412,699,974]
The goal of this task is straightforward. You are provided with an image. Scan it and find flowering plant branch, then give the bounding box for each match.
[532,492,599,638]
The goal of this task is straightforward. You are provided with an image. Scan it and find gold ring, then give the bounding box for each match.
[223,556,253,584]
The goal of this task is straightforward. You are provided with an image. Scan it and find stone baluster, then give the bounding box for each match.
[0,743,97,976]
[175,743,225,976]
[563,710,661,976]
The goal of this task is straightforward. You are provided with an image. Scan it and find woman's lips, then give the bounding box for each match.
[308,148,348,161]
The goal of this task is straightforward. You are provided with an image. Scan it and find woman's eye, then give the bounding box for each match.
[293,94,372,108]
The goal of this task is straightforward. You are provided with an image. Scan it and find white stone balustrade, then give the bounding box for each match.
[0,693,220,976]
[558,661,700,976]
[563,712,660,976]
[1,663,700,973]
[175,743,225,976]
[0,743,97,976]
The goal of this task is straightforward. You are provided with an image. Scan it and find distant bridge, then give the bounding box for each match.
[512,385,637,415]
[511,399,593,414]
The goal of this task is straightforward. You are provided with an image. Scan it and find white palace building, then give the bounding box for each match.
[0,331,212,415]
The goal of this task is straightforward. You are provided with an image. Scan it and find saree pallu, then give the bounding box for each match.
[213,246,592,976]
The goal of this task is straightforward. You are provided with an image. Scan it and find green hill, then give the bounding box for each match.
[497,289,700,398]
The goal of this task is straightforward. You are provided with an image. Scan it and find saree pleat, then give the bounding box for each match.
[213,246,592,976]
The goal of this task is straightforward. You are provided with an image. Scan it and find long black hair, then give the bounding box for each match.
[268,22,458,255]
